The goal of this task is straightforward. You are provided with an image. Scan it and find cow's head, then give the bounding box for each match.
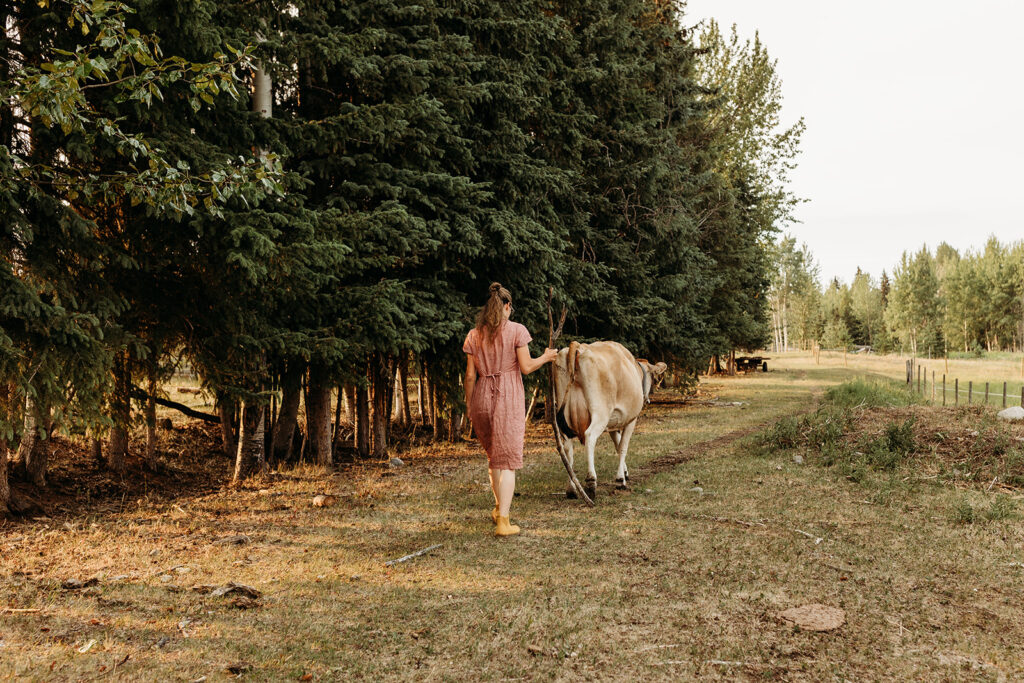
[636,359,668,403]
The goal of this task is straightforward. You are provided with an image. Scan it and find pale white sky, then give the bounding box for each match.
[683,1,1024,284]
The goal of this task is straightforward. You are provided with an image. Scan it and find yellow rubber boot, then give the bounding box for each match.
[491,506,499,525]
[495,515,520,537]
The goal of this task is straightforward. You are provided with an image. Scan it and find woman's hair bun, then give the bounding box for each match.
[488,282,502,294]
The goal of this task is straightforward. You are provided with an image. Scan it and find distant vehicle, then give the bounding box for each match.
[852,346,873,354]
[736,356,770,373]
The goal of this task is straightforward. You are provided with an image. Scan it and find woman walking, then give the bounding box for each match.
[463,283,558,536]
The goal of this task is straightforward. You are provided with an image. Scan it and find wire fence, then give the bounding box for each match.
[905,359,1024,409]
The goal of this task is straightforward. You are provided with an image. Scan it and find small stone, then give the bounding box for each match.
[312,494,337,508]
[389,457,405,468]
[160,574,172,583]
[793,455,804,465]
[997,406,1024,422]
[149,549,160,557]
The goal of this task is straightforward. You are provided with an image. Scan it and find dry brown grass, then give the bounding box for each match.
[3,362,1024,680]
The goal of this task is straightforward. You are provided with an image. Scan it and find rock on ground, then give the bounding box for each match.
[997,406,1024,422]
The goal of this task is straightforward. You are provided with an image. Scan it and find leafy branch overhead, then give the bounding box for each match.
[8,0,283,217]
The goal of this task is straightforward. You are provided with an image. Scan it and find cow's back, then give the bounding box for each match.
[556,341,645,435]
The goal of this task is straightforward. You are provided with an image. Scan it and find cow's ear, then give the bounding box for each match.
[652,362,667,375]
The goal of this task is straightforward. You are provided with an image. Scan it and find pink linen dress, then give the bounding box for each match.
[463,321,532,470]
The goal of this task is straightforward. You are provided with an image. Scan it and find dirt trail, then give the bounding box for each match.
[635,390,823,482]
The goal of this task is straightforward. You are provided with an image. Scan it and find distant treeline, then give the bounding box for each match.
[1,1,802,509]
[769,237,1024,356]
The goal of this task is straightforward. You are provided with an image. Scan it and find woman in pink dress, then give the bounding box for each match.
[463,283,557,536]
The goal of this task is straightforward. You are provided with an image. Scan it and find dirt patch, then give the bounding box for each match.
[6,423,229,520]
[837,404,1024,490]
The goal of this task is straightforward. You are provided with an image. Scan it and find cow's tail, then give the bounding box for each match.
[567,340,580,388]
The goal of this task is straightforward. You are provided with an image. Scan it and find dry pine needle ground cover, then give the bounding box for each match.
[3,357,1024,681]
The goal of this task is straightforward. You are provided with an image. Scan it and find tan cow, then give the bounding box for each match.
[553,341,667,500]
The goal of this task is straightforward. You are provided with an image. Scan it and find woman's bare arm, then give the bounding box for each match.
[464,353,477,406]
[516,345,559,375]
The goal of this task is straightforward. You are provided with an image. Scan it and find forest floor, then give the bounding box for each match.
[3,353,1024,681]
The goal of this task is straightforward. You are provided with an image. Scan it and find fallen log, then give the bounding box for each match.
[130,388,219,424]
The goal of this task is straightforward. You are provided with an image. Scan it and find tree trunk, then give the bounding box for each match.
[0,439,8,517]
[398,356,411,427]
[271,367,301,464]
[420,361,431,427]
[431,383,442,442]
[144,368,158,470]
[232,401,266,484]
[333,385,343,441]
[0,384,9,516]
[107,352,131,472]
[355,381,370,459]
[344,386,355,426]
[781,305,789,352]
[305,366,333,466]
[384,357,396,446]
[218,399,236,458]
[371,355,388,459]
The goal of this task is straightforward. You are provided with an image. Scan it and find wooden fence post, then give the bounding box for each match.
[968,381,972,405]
[942,374,946,406]
[955,378,959,405]
[1003,381,1007,408]
[984,382,989,405]
[932,371,935,402]
[917,365,921,394]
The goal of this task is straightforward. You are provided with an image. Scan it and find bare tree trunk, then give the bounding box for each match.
[431,383,442,442]
[305,367,333,466]
[271,367,301,464]
[0,384,9,516]
[344,386,355,426]
[218,399,236,458]
[355,381,370,459]
[232,401,266,484]
[371,355,388,459]
[14,395,37,474]
[333,385,343,441]
[107,352,131,472]
[420,360,431,427]
[144,368,158,470]
[781,297,789,351]
[398,356,411,427]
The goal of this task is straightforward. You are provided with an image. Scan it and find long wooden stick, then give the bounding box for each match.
[384,544,442,567]
[547,288,594,507]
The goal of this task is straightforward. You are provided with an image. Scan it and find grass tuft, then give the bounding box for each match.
[824,378,918,410]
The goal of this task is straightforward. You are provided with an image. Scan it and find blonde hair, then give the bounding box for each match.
[475,282,512,343]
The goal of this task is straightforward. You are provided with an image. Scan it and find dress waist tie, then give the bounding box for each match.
[479,368,518,401]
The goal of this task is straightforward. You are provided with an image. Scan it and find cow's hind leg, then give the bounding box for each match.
[583,425,603,501]
[610,431,628,489]
[614,421,637,490]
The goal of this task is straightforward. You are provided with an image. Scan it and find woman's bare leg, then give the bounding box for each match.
[496,469,516,517]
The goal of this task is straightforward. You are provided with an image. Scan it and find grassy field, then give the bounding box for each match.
[800,349,1024,408]
[3,357,1024,680]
